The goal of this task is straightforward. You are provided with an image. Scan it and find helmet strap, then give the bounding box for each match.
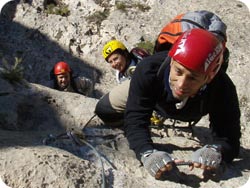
[207,64,221,83]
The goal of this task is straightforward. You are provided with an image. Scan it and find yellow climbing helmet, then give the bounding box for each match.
[102,40,127,61]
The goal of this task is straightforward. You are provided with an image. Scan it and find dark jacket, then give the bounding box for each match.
[124,51,241,163]
[51,75,94,97]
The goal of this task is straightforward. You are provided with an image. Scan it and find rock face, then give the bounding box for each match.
[0,0,250,188]
[0,80,98,131]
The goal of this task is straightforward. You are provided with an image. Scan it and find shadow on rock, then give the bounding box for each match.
[218,146,250,180]
[157,165,202,188]
[0,2,104,98]
[152,143,250,185]
[153,143,199,153]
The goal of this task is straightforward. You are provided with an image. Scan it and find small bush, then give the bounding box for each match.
[115,2,151,12]
[115,2,127,12]
[0,57,24,84]
[136,41,155,55]
[45,4,70,17]
[133,3,151,12]
[86,10,109,26]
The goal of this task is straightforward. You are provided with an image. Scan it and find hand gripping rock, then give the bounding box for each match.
[192,144,222,168]
[141,150,173,177]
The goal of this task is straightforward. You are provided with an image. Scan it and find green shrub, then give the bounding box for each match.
[136,41,155,55]
[115,2,151,12]
[115,2,127,12]
[86,10,109,26]
[134,3,151,12]
[45,4,70,17]
[0,57,24,84]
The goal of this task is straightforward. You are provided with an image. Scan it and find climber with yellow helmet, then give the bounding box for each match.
[95,40,150,126]
[49,61,94,97]
[102,39,150,83]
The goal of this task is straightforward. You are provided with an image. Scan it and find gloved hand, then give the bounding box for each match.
[141,149,174,179]
[192,144,222,170]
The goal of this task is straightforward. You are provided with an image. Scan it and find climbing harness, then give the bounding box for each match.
[150,118,200,138]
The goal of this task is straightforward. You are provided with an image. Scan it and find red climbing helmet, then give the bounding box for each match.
[169,28,224,78]
[53,61,71,75]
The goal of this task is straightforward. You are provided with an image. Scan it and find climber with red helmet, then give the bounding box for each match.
[50,61,94,96]
[123,28,241,180]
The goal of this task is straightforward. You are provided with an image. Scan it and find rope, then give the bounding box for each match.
[67,131,106,188]
[83,113,97,128]
[43,131,107,188]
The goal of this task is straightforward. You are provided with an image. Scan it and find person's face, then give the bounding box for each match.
[106,52,127,72]
[56,72,71,90]
[169,60,208,100]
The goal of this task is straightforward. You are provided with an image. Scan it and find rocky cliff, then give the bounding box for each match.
[0,0,250,188]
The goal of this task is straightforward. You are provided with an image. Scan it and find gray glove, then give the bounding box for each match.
[192,144,222,168]
[141,149,174,178]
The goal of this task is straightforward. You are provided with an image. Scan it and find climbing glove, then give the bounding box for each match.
[192,144,222,169]
[141,149,174,179]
